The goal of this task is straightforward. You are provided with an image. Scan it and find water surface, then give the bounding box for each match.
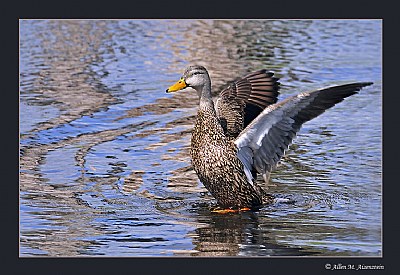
[19,19,382,257]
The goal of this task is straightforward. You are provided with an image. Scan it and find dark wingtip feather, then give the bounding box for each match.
[348,82,373,89]
[293,81,374,124]
[338,82,374,92]
[360,82,374,87]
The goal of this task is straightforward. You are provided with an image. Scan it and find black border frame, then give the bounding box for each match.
[6,1,396,274]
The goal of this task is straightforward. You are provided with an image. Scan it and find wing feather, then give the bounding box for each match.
[235,82,373,184]
[216,69,280,138]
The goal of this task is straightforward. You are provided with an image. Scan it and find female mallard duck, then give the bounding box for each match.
[166,65,372,212]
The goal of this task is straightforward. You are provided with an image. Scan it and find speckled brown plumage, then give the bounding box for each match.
[190,104,271,209]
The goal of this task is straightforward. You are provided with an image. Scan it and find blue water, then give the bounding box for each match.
[19,19,381,256]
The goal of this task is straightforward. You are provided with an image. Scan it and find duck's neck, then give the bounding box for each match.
[197,82,215,113]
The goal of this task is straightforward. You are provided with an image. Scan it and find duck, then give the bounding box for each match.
[166,65,372,213]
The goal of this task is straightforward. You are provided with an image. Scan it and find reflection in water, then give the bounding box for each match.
[191,210,318,256]
[119,171,145,194]
[20,19,381,256]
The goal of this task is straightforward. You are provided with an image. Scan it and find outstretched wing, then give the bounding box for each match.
[234,82,373,184]
[215,69,280,138]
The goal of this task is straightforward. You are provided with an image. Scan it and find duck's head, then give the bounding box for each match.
[166,65,210,93]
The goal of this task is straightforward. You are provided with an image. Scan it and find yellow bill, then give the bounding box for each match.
[166,78,187,93]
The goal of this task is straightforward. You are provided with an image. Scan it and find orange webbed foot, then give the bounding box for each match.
[211,207,252,214]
